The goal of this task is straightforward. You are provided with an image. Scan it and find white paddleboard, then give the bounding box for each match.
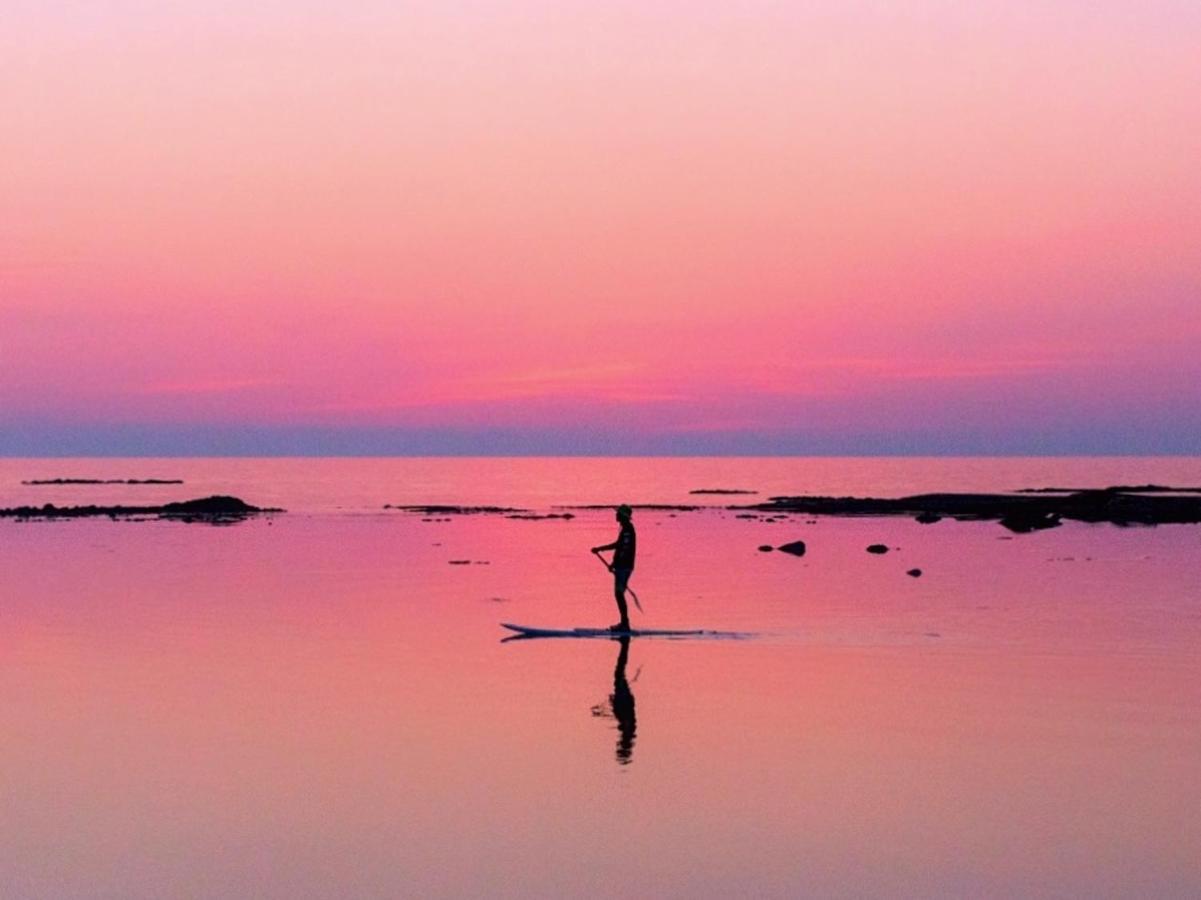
[500,623,744,639]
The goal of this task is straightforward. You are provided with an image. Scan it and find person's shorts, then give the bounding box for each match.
[613,568,633,590]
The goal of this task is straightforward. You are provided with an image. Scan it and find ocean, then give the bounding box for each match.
[3,457,1199,897]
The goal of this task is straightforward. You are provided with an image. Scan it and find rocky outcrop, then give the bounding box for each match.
[22,478,183,485]
[0,495,276,524]
[744,487,1201,530]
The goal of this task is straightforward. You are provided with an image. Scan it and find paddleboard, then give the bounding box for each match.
[500,622,745,640]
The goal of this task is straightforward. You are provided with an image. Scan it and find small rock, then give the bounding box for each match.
[915,512,942,524]
[777,540,807,556]
[999,511,1062,533]
[758,545,774,552]
[907,568,923,577]
[866,544,889,554]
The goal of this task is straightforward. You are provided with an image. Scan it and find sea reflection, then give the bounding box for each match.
[590,637,638,765]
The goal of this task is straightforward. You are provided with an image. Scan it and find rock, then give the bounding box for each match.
[390,505,525,515]
[0,495,276,524]
[999,511,1061,533]
[160,496,257,515]
[758,545,774,552]
[915,512,942,524]
[777,541,807,556]
[744,488,1201,528]
[866,544,889,554]
[907,568,923,577]
[23,477,184,485]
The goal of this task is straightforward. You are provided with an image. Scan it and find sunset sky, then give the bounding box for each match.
[3,1,1199,454]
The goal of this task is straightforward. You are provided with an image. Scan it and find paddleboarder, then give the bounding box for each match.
[591,504,636,631]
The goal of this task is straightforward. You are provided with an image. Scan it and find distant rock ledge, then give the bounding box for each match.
[22,478,184,485]
[0,495,279,524]
[744,487,1201,532]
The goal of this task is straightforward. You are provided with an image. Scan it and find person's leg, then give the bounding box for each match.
[611,569,631,630]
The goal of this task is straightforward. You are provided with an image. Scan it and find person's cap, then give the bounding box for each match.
[616,504,632,518]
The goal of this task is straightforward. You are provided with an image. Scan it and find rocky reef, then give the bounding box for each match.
[744,486,1201,532]
[1,495,278,524]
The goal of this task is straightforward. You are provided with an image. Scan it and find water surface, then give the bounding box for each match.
[3,458,1199,897]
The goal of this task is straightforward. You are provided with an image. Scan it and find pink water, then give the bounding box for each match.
[3,458,1200,897]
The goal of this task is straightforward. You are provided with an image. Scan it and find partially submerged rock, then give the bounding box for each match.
[745,487,1201,530]
[690,488,758,495]
[0,495,276,524]
[563,504,702,512]
[1017,484,1201,494]
[386,505,526,515]
[907,568,923,578]
[999,510,1062,533]
[866,544,889,554]
[22,478,184,485]
[777,540,807,556]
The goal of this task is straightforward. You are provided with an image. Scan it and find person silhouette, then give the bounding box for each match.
[591,504,636,631]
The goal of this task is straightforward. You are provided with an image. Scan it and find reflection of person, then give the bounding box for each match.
[610,637,637,765]
[591,504,636,631]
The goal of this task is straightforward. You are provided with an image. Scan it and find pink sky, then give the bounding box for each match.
[3,1,1199,453]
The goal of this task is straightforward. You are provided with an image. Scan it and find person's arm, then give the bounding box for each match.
[592,540,618,553]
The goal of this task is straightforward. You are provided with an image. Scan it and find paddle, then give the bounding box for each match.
[592,549,644,613]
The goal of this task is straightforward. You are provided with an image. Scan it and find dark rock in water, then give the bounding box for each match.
[743,486,1201,529]
[562,503,701,512]
[866,544,889,554]
[160,496,257,515]
[690,488,758,495]
[0,495,276,524]
[506,512,575,520]
[23,477,184,485]
[915,512,942,524]
[999,511,1061,533]
[1018,484,1201,494]
[777,541,807,556]
[907,568,923,578]
[758,545,774,552]
[391,505,526,515]
[448,560,471,565]
[735,514,759,520]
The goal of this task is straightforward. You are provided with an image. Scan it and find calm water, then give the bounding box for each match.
[3,458,1200,898]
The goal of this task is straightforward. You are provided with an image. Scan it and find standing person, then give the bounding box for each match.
[591,504,636,631]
